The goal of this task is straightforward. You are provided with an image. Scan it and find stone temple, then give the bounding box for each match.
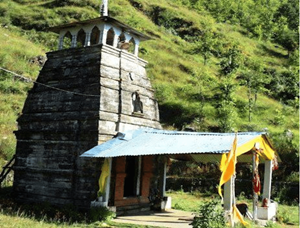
[13,1,164,213]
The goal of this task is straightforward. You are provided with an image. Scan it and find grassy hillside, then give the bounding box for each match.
[0,0,298,175]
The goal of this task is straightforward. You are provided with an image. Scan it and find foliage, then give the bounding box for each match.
[169,190,299,227]
[0,0,298,184]
[270,130,298,173]
[190,0,299,48]
[191,200,227,228]
[219,44,242,75]
[89,206,116,222]
[213,75,238,132]
[267,68,299,105]
[0,187,115,225]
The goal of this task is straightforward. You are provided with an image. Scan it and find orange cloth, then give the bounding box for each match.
[233,205,249,226]
[218,134,237,197]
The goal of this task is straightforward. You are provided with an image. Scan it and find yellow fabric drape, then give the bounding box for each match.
[98,158,110,196]
[233,205,249,227]
[218,134,275,226]
[236,135,275,160]
[220,153,227,172]
[218,134,237,197]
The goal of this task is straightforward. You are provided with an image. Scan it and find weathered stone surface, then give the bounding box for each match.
[98,134,115,144]
[100,49,120,69]
[13,43,162,209]
[100,87,119,113]
[18,111,99,122]
[119,114,160,128]
[98,120,117,134]
[100,76,119,90]
[100,64,119,80]
[99,111,119,122]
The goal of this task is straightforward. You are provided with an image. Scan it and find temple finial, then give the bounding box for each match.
[101,0,108,17]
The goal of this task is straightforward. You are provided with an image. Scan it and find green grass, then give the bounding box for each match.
[167,191,299,228]
[1,188,297,228]
[0,186,161,228]
[0,0,298,178]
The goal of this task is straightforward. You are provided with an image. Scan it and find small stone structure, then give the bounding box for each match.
[13,14,163,211]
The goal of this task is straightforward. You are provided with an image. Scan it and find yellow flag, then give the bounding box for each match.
[219,153,228,172]
[218,134,237,197]
[233,205,249,226]
[98,158,110,196]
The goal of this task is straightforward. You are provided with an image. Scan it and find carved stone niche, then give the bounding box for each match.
[132,91,144,116]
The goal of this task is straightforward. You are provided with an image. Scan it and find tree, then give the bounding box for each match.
[214,75,238,132]
[238,59,270,122]
[191,20,221,65]
[220,44,242,75]
[275,0,299,31]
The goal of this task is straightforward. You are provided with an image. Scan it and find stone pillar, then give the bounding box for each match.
[113,29,122,48]
[224,176,235,227]
[71,34,77,48]
[224,176,234,211]
[113,33,119,48]
[85,32,91,47]
[253,152,258,221]
[99,27,107,45]
[58,35,64,50]
[162,160,167,197]
[263,160,272,200]
[134,40,140,56]
[136,156,142,196]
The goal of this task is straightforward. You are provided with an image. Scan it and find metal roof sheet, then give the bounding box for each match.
[80,128,266,158]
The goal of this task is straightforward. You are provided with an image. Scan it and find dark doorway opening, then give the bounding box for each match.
[124,156,140,197]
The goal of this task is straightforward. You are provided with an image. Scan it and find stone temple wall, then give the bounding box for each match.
[13,44,161,208]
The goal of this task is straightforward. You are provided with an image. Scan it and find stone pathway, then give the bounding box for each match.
[113,209,194,228]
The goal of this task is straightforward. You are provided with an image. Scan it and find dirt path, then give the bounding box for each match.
[113,209,194,228]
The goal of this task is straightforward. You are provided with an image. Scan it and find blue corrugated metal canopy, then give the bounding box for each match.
[80,128,277,163]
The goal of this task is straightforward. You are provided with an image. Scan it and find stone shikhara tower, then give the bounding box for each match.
[13,1,161,209]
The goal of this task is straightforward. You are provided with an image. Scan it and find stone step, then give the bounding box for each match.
[116,203,151,216]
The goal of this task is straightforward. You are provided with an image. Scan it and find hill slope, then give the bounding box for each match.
[0,0,298,174]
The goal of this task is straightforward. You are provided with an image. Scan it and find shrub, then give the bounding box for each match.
[89,206,116,222]
[191,200,227,228]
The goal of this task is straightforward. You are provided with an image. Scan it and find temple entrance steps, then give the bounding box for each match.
[116,203,151,216]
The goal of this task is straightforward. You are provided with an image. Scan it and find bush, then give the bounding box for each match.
[89,206,116,222]
[191,200,227,228]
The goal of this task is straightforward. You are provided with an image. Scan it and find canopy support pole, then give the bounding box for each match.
[263,160,272,201]
[224,176,234,227]
[252,152,258,221]
[162,160,167,197]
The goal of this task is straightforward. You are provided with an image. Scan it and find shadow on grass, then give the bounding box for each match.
[158,102,200,130]
[259,44,288,59]
[0,187,157,228]
[0,186,99,225]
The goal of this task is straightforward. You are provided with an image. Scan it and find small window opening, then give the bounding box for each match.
[77,29,86,47]
[91,26,100,45]
[63,31,72,49]
[132,91,143,114]
[106,28,114,46]
[128,38,135,54]
[118,33,130,51]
